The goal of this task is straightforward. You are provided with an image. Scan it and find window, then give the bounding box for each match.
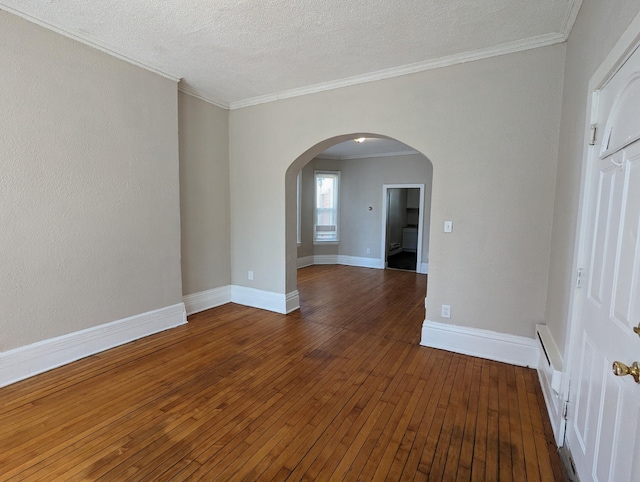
[314,170,340,243]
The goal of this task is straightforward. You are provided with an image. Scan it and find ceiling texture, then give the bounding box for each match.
[1,0,581,109]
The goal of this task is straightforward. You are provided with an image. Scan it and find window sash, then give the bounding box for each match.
[314,171,340,242]
[296,171,302,245]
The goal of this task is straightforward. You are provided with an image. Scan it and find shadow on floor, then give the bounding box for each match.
[386,251,416,271]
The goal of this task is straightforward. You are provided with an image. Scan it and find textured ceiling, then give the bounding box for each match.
[0,0,581,109]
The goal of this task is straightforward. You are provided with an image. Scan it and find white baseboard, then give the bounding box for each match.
[183,284,300,316]
[0,303,187,388]
[231,286,299,314]
[298,255,384,270]
[298,255,427,272]
[183,286,231,315]
[421,319,539,368]
[312,254,340,265]
[297,256,314,269]
[338,255,385,269]
[286,290,300,313]
[535,324,566,446]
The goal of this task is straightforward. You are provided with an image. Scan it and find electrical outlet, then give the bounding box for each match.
[441,304,451,318]
[444,221,453,233]
[248,271,254,280]
[366,248,371,254]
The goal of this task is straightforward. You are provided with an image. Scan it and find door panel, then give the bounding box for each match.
[593,360,623,482]
[573,332,597,452]
[587,167,617,306]
[612,154,640,326]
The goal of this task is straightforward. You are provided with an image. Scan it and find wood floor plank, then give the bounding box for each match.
[0,265,566,481]
[498,362,514,482]
[471,358,490,480]
[516,368,542,482]
[398,351,452,481]
[444,353,476,480]
[295,343,415,480]
[193,332,391,480]
[426,355,468,481]
[507,366,528,482]
[485,364,501,481]
[341,349,426,481]
[458,356,482,477]
[250,336,404,480]
[385,350,445,481]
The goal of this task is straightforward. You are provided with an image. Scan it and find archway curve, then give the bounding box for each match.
[284,132,434,314]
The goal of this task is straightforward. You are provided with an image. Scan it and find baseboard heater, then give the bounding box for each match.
[536,324,563,394]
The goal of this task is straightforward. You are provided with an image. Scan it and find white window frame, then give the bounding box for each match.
[296,171,302,246]
[313,170,340,244]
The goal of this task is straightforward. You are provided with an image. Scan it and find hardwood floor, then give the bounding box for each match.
[0,265,566,481]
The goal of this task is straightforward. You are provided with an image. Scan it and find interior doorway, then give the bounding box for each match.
[284,134,433,320]
[381,184,427,273]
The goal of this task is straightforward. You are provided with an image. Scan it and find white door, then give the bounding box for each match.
[566,45,640,482]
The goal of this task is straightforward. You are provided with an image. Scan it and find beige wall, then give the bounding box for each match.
[297,154,432,263]
[179,92,231,295]
[231,44,565,338]
[0,11,182,351]
[545,0,640,354]
[338,154,432,262]
[6,1,629,354]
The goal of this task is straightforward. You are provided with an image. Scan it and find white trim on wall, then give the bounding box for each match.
[421,319,539,368]
[339,255,385,269]
[313,254,340,265]
[297,256,315,269]
[297,255,385,270]
[0,4,180,84]
[181,285,300,317]
[230,286,299,314]
[0,303,187,388]
[3,2,579,112]
[183,286,232,315]
[229,32,568,110]
[297,255,424,271]
[286,290,300,313]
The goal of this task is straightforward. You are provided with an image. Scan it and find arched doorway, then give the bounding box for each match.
[284,133,433,317]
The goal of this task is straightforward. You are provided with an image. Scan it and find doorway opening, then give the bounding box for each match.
[284,133,434,321]
[382,185,428,273]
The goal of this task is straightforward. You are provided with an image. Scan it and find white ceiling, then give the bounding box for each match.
[1,1,581,109]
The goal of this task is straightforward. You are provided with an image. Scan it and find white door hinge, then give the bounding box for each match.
[576,268,585,288]
[589,124,597,145]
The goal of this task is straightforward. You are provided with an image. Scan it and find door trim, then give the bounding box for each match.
[381,184,426,273]
[561,9,640,450]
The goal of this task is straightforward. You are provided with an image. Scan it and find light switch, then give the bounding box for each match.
[444,221,453,233]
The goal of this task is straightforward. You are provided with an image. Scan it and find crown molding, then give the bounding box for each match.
[228,32,566,110]
[0,3,180,82]
[560,0,583,39]
[4,1,578,111]
[178,84,230,110]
